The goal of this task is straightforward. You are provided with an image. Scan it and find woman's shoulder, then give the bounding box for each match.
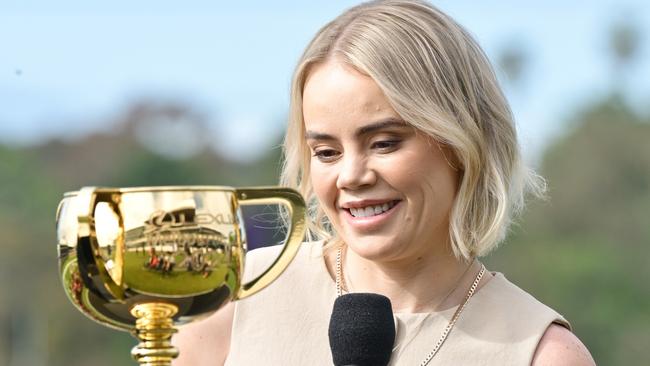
[532,323,596,366]
[482,272,594,364]
[435,271,577,364]
[227,241,335,365]
[477,272,571,329]
[244,241,326,276]
[469,274,595,365]
[241,240,331,294]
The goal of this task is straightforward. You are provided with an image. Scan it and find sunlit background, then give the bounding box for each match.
[1,1,649,365]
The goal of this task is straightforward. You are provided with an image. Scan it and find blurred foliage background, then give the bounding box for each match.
[1,13,648,366]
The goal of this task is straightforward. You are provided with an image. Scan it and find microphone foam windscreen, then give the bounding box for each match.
[328,293,395,366]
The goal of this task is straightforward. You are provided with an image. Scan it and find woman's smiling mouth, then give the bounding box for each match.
[347,200,399,217]
[340,200,402,230]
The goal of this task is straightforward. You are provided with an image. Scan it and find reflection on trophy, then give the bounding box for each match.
[56,186,306,365]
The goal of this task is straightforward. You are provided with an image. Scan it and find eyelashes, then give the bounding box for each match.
[371,140,401,151]
[311,139,402,163]
[312,148,340,162]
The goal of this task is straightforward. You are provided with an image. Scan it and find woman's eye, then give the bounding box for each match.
[371,140,400,151]
[313,149,340,162]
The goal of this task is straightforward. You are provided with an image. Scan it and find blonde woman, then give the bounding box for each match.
[175,1,595,364]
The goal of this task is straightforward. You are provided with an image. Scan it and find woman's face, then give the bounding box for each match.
[302,61,460,263]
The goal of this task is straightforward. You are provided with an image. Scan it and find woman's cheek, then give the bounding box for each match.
[310,164,334,202]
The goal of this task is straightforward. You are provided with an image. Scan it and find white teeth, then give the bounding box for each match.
[348,201,396,218]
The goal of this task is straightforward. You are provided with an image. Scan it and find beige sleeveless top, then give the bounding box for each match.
[226,242,570,365]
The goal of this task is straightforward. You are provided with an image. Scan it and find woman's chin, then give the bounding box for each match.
[344,235,403,262]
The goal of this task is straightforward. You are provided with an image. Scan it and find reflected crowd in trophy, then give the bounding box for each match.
[144,245,216,278]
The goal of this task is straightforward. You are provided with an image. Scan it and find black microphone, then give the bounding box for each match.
[328,293,396,366]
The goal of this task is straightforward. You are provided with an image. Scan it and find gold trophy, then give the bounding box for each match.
[56,186,306,365]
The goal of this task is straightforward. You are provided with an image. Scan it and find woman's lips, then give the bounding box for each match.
[341,200,401,231]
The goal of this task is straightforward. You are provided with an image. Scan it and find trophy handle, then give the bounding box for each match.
[76,187,125,301]
[234,187,306,299]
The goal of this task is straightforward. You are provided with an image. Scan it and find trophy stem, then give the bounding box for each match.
[130,303,179,366]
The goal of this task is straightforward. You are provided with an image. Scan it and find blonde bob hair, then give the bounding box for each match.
[280,0,544,259]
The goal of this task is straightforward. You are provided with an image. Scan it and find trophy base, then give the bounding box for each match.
[130,302,179,366]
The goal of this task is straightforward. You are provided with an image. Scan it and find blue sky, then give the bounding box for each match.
[1,0,649,162]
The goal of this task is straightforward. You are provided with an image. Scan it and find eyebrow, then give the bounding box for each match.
[305,117,408,141]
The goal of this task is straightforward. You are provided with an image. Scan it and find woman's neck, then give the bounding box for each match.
[339,245,484,313]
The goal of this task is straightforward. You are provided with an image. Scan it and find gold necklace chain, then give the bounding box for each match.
[392,257,477,355]
[334,247,486,366]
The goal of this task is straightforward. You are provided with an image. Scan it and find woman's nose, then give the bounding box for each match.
[336,153,376,190]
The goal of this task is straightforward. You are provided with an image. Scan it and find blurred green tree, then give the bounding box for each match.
[485,18,648,365]
[485,95,650,364]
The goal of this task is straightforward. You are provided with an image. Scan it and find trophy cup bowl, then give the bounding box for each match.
[56,186,306,365]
